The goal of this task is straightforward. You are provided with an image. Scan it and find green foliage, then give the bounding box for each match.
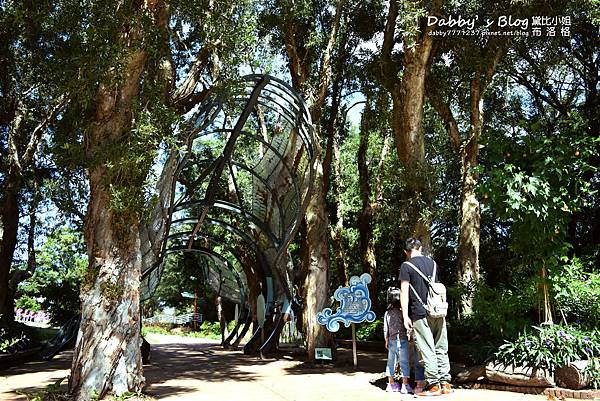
[142,320,234,340]
[549,255,600,325]
[584,359,600,390]
[356,318,383,341]
[482,114,597,262]
[450,281,537,340]
[17,227,86,325]
[194,321,224,340]
[151,253,208,311]
[15,295,42,312]
[495,324,600,388]
[0,334,24,354]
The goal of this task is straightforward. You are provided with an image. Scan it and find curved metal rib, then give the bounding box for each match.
[141,74,315,354]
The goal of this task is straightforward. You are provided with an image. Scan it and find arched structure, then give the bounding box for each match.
[140,75,315,352]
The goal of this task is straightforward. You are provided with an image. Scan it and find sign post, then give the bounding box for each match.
[317,273,376,368]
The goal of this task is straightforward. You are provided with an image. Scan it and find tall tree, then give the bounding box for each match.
[260,0,347,361]
[51,0,257,398]
[427,37,506,313]
[0,1,69,321]
[373,0,443,249]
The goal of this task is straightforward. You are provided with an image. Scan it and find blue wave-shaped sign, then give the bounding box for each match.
[317,273,376,332]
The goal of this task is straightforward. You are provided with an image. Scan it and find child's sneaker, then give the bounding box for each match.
[400,383,414,394]
[385,383,395,392]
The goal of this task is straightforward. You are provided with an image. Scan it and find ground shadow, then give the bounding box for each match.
[3,338,388,400]
[1,350,73,376]
[282,346,386,375]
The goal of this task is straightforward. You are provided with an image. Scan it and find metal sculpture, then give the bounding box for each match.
[140,75,315,351]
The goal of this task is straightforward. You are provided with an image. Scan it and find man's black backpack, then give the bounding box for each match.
[405,260,448,318]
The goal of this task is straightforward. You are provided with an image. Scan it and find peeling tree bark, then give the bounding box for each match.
[69,48,149,400]
[323,48,347,287]
[331,138,348,286]
[302,140,333,360]
[456,79,483,314]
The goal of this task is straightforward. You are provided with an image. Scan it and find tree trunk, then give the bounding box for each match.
[357,97,379,314]
[457,79,483,314]
[457,42,505,314]
[393,60,431,248]
[279,0,345,363]
[485,361,555,387]
[302,140,333,362]
[26,174,40,274]
[0,186,20,321]
[325,58,348,288]
[331,137,348,286]
[69,226,145,400]
[377,0,442,249]
[69,44,149,401]
[216,296,227,344]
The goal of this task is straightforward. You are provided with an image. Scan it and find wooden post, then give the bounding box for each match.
[257,294,266,360]
[351,323,357,368]
[260,327,265,360]
[193,288,198,331]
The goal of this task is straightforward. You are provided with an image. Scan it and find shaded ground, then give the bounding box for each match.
[1,334,552,400]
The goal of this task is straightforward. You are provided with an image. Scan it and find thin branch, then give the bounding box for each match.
[377,0,399,91]
[22,95,69,168]
[427,89,460,152]
[314,0,346,114]
[170,47,213,113]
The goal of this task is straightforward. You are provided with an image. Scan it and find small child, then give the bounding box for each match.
[384,295,425,394]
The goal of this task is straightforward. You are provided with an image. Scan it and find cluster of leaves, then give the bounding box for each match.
[495,324,600,387]
[449,281,537,341]
[549,255,600,324]
[15,295,42,312]
[17,227,86,325]
[355,318,384,341]
[481,114,598,262]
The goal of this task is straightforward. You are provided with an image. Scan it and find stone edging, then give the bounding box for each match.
[470,382,600,399]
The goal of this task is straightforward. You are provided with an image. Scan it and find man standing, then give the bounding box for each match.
[399,237,452,396]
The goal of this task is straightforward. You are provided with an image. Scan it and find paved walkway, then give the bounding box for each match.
[1,334,552,401]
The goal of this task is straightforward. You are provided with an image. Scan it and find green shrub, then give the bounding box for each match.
[356,318,383,341]
[495,324,600,388]
[142,320,229,340]
[450,281,536,341]
[15,295,42,312]
[549,256,600,326]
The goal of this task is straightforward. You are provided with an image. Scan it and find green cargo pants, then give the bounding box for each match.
[412,316,451,386]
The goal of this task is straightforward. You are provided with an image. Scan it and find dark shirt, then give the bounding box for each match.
[398,255,437,321]
[383,308,408,341]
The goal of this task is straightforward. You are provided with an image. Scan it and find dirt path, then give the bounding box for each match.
[1,334,551,400]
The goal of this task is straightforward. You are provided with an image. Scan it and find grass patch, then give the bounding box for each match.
[142,321,237,340]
